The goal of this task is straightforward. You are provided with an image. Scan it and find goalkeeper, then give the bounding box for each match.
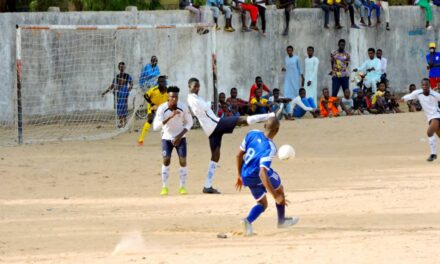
[138,75,169,146]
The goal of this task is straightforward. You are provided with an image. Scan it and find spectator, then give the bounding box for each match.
[320,87,340,117]
[218,102,236,117]
[426,42,440,90]
[269,88,293,120]
[416,0,432,30]
[249,76,271,101]
[330,39,351,97]
[384,91,402,113]
[365,89,374,111]
[139,55,162,91]
[180,0,210,35]
[304,46,320,106]
[255,0,267,36]
[320,0,342,29]
[280,0,295,35]
[102,62,133,128]
[339,0,361,29]
[227,87,249,115]
[363,0,380,27]
[353,0,368,26]
[340,89,354,115]
[250,88,271,114]
[353,89,369,114]
[234,0,259,32]
[376,49,387,84]
[379,0,390,30]
[406,84,422,112]
[354,48,382,93]
[292,88,320,118]
[370,82,386,113]
[208,0,235,32]
[283,45,304,114]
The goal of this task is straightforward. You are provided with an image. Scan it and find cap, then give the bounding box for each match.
[429,42,436,48]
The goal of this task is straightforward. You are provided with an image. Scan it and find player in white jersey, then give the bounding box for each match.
[402,78,440,161]
[153,86,193,195]
[187,77,283,194]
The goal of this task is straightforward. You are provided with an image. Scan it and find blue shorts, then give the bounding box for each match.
[161,138,187,158]
[208,116,239,152]
[243,171,282,201]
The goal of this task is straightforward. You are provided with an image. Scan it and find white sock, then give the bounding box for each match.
[246,112,275,125]
[161,165,170,188]
[204,161,218,188]
[179,167,187,188]
[429,136,437,155]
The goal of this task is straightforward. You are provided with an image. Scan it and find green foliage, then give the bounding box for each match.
[296,0,312,8]
[29,0,69,11]
[192,0,206,6]
[389,0,409,5]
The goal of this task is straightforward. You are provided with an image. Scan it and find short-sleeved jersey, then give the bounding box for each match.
[240,130,277,180]
[331,49,350,78]
[153,101,193,140]
[112,73,133,90]
[250,97,268,112]
[426,52,440,78]
[403,89,440,122]
[145,86,169,106]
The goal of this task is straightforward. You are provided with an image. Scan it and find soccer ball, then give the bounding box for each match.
[278,145,295,161]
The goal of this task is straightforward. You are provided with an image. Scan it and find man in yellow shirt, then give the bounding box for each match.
[371,82,386,113]
[250,88,271,114]
[138,75,169,146]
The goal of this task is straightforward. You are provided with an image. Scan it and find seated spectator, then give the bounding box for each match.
[354,48,382,93]
[353,90,369,114]
[255,0,267,36]
[338,0,360,29]
[365,89,373,111]
[370,82,386,113]
[269,88,293,120]
[292,88,320,118]
[353,0,368,26]
[320,0,342,29]
[250,88,271,114]
[406,84,422,112]
[180,0,209,35]
[249,76,271,101]
[208,0,235,32]
[416,0,432,30]
[218,102,236,117]
[384,91,402,113]
[362,0,380,26]
[226,87,249,115]
[319,87,340,117]
[340,89,354,115]
[233,0,259,32]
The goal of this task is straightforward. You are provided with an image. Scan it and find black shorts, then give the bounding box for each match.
[162,138,187,158]
[429,118,440,125]
[208,116,240,152]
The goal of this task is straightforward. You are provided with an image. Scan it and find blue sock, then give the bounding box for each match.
[276,203,285,225]
[246,204,265,223]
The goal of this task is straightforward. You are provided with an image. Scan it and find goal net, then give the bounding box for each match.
[3,23,215,146]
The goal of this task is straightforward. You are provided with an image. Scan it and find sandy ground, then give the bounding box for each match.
[1,112,440,264]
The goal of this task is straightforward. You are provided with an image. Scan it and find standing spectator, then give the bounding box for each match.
[269,88,293,120]
[227,87,249,115]
[321,0,342,29]
[255,0,267,36]
[249,76,271,101]
[292,88,320,118]
[339,0,361,29]
[304,46,320,105]
[353,90,369,114]
[319,87,340,117]
[283,45,304,114]
[180,0,210,34]
[379,0,390,30]
[330,39,351,97]
[340,89,354,115]
[363,0,380,26]
[250,88,271,114]
[376,49,387,83]
[406,84,422,112]
[354,48,382,93]
[280,0,295,35]
[416,0,433,30]
[102,62,133,128]
[208,0,235,32]
[234,0,259,32]
[426,42,440,90]
[139,56,161,91]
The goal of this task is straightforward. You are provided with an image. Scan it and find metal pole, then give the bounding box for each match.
[211,25,218,114]
[16,25,23,145]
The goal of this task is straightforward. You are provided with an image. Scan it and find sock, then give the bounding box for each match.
[429,135,437,155]
[179,167,187,188]
[246,204,265,223]
[276,203,285,225]
[246,113,275,125]
[161,165,170,188]
[138,122,151,142]
[204,160,217,188]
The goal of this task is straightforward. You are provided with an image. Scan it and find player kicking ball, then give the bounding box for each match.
[235,117,299,236]
[403,78,440,162]
[153,86,193,195]
[187,78,283,194]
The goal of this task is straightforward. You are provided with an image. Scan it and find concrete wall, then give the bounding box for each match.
[0,6,439,122]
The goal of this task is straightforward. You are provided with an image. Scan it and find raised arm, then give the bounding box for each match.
[402,90,419,102]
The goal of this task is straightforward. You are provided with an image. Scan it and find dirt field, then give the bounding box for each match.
[1,112,440,264]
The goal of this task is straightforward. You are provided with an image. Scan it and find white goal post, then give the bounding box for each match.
[10,23,217,146]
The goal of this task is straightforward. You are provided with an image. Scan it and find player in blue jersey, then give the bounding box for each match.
[235,117,299,236]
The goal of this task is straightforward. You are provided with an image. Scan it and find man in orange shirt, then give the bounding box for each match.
[249,76,271,101]
[319,87,340,117]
